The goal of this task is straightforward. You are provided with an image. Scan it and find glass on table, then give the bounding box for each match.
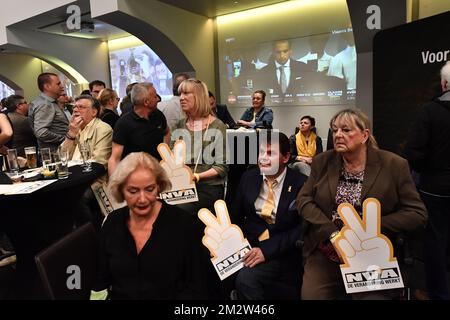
[24,146,37,169]
[56,146,70,179]
[79,141,92,172]
[41,148,56,178]
[40,148,52,168]
[6,148,19,175]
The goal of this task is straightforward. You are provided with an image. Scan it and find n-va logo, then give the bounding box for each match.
[345,267,400,283]
[160,188,195,199]
[216,246,251,272]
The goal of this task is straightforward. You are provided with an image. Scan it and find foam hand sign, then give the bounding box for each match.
[333,198,404,293]
[158,141,198,205]
[198,200,251,280]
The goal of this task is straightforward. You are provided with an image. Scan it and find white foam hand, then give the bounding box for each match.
[198,200,246,259]
[334,198,398,270]
[158,141,192,191]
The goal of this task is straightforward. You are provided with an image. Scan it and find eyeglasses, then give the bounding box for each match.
[73,105,89,110]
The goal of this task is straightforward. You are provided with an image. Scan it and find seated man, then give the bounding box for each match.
[233,132,307,300]
[62,94,112,229]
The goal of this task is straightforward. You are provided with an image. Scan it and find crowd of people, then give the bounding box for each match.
[1,60,449,301]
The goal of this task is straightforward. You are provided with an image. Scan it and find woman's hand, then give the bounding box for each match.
[237,120,251,127]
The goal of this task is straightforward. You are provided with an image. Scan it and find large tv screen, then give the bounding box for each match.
[220,29,356,107]
[109,42,173,100]
[217,1,355,107]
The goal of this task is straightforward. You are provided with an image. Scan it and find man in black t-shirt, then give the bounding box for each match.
[108,83,169,176]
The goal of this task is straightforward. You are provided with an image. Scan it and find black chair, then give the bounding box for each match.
[35,223,98,300]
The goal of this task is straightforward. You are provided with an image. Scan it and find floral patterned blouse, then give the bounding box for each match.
[331,167,365,230]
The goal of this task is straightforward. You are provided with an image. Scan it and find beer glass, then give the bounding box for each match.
[6,149,19,175]
[40,148,51,168]
[79,141,92,172]
[57,146,69,179]
[24,146,37,169]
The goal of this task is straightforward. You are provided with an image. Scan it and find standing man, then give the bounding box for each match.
[259,39,309,97]
[233,132,307,299]
[404,61,450,300]
[157,73,189,132]
[108,83,169,176]
[89,80,106,99]
[29,73,67,149]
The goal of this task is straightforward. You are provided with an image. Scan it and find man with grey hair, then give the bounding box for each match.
[157,73,189,132]
[108,82,169,176]
[405,60,450,300]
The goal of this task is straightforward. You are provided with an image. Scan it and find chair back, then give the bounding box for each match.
[35,223,98,300]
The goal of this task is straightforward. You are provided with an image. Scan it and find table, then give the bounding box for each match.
[0,163,105,299]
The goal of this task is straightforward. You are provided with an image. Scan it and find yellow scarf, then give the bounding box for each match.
[295,131,317,157]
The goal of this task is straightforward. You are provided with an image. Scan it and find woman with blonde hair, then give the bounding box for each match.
[172,78,228,214]
[93,152,203,299]
[98,88,120,129]
[297,108,427,300]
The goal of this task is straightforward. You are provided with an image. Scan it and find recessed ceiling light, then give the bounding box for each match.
[234,1,238,4]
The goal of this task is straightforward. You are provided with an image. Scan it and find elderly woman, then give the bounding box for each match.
[289,115,323,176]
[238,90,273,129]
[297,108,427,300]
[172,78,228,214]
[98,88,120,129]
[93,152,203,299]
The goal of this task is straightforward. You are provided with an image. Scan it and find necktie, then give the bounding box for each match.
[261,179,277,224]
[279,66,287,94]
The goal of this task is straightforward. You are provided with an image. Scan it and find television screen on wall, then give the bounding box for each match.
[109,40,173,100]
[217,1,356,107]
[220,30,356,107]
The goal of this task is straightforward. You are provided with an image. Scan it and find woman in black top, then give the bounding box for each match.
[93,152,204,299]
[98,89,120,129]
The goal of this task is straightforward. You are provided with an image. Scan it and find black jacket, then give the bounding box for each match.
[215,104,236,128]
[232,167,306,269]
[404,91,450,195]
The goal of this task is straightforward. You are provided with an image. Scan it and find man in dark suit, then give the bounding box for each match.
[208,91,236,128]
[233,132,307,300]
[259,40,309,97]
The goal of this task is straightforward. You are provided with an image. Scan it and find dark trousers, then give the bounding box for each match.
[236,259,301,300]
[76,188,104,232]
[422,192,450,300]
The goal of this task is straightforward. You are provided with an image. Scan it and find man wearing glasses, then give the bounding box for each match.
[61,94,112,229]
